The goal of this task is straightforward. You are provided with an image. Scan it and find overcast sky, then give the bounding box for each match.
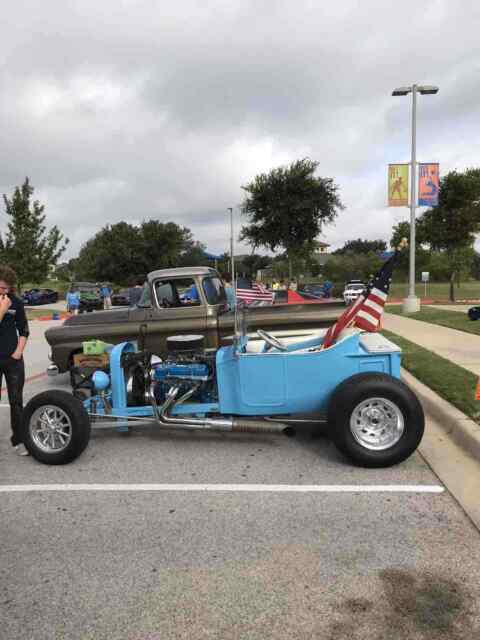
[1,0,479,260]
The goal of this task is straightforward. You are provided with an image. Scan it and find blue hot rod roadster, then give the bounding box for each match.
[21,324,424,468]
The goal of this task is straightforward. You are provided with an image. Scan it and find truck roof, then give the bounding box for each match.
[147,266,219,280]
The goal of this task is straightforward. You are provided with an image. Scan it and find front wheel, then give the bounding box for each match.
[22,390,91,465]
[327,373,424,467]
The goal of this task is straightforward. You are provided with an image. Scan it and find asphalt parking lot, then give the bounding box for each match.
[1,371,480,639]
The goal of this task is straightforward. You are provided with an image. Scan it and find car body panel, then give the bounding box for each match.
[84,332,401,421]
[216,332,401,415]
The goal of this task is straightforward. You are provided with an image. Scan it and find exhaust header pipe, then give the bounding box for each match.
[151,384,291,435]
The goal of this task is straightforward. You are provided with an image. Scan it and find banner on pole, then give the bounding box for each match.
[418,163,439,206]
[388,164,409,206]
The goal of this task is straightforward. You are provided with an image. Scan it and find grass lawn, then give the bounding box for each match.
[388,281,480,301]
[382,329,480,422]
[386,305,480,336]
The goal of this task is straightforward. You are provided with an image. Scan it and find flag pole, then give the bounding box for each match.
[227,207,238,338]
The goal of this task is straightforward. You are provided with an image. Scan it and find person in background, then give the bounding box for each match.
[272,280,279,291]
[128,276,144,308]
[278,280,287,291]
[66,286,80,315]
[289,279,298,291]
[221,272,235,310]
[322,280,333,298]
[0,265,30,456]
[185,282,199,303]
[100,283,112,310]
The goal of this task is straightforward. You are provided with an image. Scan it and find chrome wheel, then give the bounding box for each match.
[29,405,73,453]
[350,397,404,451]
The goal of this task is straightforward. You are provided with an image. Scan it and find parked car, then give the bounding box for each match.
[343,280,367,305]
[22,288,59,305]
[300,283,325,298]
[111,289,130,307]
[71,283,103,313]
[46,267,344,374]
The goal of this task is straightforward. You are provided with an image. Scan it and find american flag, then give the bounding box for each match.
[236,278,274,304]
[322,250,398,349]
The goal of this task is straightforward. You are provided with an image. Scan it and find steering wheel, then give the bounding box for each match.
[162,297,174,308]
[257,329,288,352]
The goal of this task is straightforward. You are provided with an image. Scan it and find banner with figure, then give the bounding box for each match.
[388,164,409,206]
[418,163,439,206]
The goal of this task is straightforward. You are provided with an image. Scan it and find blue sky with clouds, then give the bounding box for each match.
[1,0,479,259]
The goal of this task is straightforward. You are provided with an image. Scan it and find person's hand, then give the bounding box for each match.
[0,294,12,313]
[10,350,22,360]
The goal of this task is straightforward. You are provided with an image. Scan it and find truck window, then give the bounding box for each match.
[153,278,201,308]
[202,277,227,305]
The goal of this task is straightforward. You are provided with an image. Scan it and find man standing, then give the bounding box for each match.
[221,272,236,310]
[0,266,29,455]
[128,276,144,308]
[100,283,112,310]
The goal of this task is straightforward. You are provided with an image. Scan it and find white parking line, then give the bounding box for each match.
[0,484,444,493]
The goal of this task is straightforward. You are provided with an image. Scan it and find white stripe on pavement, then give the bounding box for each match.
[0,484,444,493]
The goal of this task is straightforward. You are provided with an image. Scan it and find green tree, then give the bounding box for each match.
[333,238,386,256]
[74,220,197,284]
[74,222,144,283]
[418,169,480,300]
[240,254,271,278]
[178,241,208,267]
[240,159,342,276]
[139,221,193,270]
[323,252,383,285]
[1,178,68,287]
[390,221,439,282]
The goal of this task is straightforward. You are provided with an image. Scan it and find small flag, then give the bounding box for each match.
[236,278,273,305]
[322,240,406,348]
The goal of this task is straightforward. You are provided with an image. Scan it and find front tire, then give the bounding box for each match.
[327,373,424,467]
[22,390,91,465]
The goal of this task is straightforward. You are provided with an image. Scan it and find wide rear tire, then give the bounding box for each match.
[327,373,424,468]
[22,390,91,465]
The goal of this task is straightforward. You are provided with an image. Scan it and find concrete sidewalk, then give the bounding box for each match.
[384,312,480,375]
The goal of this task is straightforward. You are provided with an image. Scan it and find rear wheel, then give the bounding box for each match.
[327,373,424,467]
[22,390,91,465]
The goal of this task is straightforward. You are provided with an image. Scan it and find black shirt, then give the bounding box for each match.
[0,295,29,358]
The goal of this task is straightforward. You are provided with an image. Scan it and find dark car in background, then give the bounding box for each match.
[299,283,326,299]
[111,289,130,307]
[22,288,59,305]
[71,283,103,313]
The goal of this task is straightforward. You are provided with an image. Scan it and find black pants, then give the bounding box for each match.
[0,357,25,446]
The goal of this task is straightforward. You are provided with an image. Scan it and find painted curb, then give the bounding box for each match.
[401,367,480,462]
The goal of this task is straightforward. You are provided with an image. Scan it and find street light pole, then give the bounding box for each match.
[407,84,418,312]
[392,84,438,314]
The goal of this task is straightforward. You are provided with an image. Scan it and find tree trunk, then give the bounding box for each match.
[449,271,456,302]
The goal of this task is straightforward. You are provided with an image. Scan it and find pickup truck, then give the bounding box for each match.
[46,266,343,373]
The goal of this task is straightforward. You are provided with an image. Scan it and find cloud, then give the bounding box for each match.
[1,0,479,261]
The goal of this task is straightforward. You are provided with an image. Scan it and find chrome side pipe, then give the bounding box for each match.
[150,384,290,435]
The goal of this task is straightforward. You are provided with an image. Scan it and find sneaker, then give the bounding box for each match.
[14,444,30,456]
